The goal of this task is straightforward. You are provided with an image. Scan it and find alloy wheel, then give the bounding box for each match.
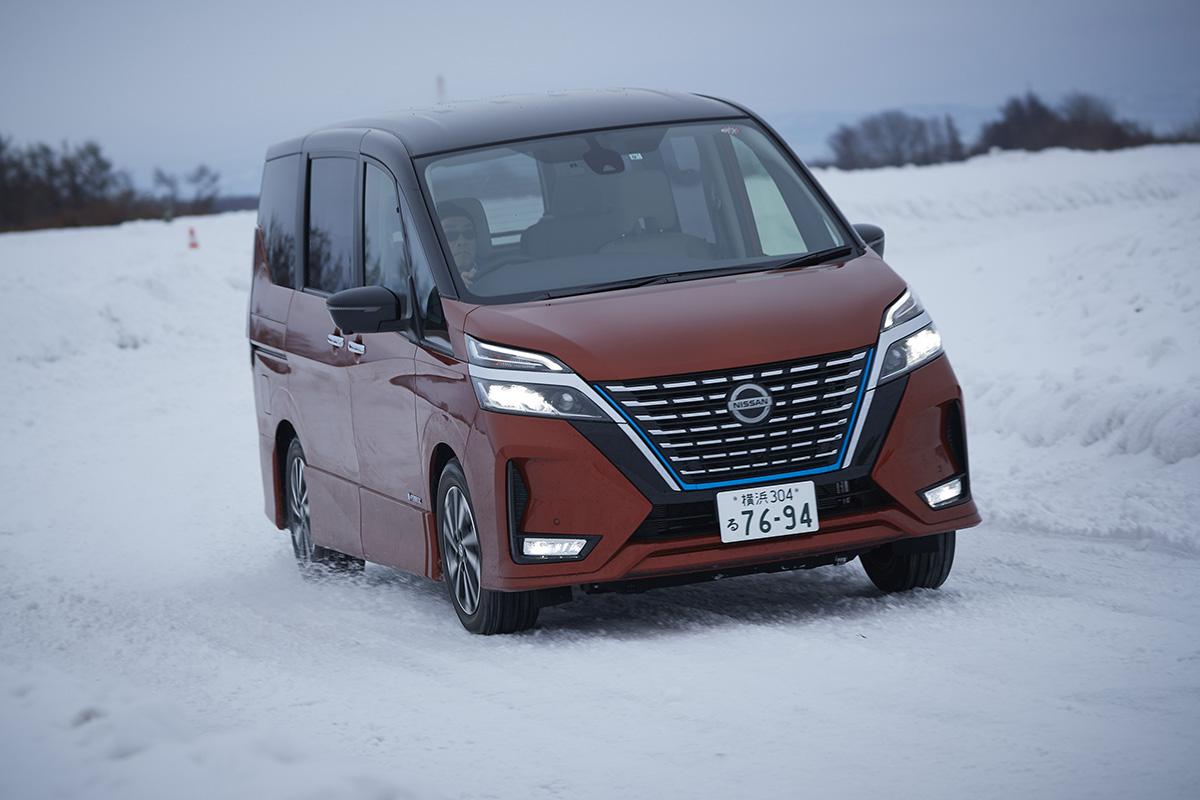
[288,451,314,561]
[440,485,482,614]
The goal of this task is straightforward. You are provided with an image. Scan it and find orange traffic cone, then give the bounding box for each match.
[188,227,199,249]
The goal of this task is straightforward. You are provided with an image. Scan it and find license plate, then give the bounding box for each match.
[716,480,819,543]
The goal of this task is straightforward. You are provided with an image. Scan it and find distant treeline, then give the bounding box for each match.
[5,90,1200,231]
[0,134,223,232]
[826,91,1200,170]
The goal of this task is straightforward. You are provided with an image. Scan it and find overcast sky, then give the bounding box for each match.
[2,0,1197,193]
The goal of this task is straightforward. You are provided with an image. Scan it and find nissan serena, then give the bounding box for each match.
[248,89,980,634]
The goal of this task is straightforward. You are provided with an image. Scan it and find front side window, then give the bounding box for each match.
[411,223,450,348]
[363,163,408,295]
[419,120,847,302]
[306,157,356,293]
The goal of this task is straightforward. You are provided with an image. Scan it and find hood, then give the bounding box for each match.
[461,253,906,382]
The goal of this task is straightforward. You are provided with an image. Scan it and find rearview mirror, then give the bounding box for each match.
[326,286,407,334]
[853,223,885,257]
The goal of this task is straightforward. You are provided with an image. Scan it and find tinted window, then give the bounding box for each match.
[425,151,543,248]
[306,157,356,293]
[663,135,716,245]
[363,163,408,294]
[257,155,299,286]
[410,212,450,348]
[420,121,845,302]
[731,136,808,255]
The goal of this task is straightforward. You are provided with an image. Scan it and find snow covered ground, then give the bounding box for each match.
[1,145,1198,799]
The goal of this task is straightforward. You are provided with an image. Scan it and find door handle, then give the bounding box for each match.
[326,333,345,348]
[347,341,365,355]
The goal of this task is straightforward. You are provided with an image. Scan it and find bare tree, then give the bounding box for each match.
[828,111,968,170]
[944,115,965,162]
[0,135,147,230]
[1059,93,1152,150]
[1172,109,1200,143]
[153,168,180,220]
[976,91,1152,153]
[186,164,220,214]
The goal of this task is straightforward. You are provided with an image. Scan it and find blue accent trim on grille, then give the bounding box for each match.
[595,348,874,491]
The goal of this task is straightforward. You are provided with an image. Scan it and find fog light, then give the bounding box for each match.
[922,477,964,508]
[522,537,588,558]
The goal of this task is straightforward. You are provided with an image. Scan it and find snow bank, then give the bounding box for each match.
[0,663,429,799]
[816,145,1200,551]
[1,145,1199,799]
[819,145,1200,224]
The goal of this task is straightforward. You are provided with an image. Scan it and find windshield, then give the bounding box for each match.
[418,120,849,302]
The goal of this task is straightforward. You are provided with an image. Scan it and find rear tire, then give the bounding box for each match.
[437,459,539,635]
[861,531,955,592]
[284,438,365,575]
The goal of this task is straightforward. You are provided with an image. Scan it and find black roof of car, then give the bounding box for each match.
[319,89,746,157]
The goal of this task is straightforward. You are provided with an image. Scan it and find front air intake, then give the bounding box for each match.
[597,346,873,487]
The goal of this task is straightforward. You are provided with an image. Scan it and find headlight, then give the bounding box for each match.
[881,288,924,331]
[466,335,567,372]
[473,378,609,420]
[878,324,942,382]
[466,336,612,421]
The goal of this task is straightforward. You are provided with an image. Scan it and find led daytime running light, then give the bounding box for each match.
[466,336,566,372]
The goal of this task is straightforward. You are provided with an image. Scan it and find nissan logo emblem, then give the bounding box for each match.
[727,383,773,425]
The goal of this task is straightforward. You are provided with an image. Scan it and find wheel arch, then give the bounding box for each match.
[270,419,299,529]
[424,442,460,580]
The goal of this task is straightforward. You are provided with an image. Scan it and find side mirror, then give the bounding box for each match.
[853,223,885,257]
[326,285,407,334]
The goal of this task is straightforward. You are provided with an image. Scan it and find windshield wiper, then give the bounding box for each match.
[544,274,670,298]
[767,245,855,271]
[660,245,856,283]
[541,245,857,299]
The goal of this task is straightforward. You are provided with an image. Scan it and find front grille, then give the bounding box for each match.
[598,347,872,485]
[632,478,889,541]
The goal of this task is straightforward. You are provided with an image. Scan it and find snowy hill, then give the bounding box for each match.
[817,146,1200,553]
[1,145,1198,799]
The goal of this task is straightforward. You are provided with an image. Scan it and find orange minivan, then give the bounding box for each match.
[248,90,979,634]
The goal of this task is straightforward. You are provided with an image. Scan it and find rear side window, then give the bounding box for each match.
[257,155,300,286]
[306,157,356,293]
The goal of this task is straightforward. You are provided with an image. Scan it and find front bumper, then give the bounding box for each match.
[462,354,980,592]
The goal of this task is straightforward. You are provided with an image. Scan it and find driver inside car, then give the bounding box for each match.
[437,202,480,287]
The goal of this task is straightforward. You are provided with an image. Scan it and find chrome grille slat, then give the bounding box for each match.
[826,351,867,366]
[667,434,823,461]
[601,346,870,482]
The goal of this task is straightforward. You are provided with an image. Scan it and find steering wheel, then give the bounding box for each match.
[473,252,531,279]
[594,227,661,253]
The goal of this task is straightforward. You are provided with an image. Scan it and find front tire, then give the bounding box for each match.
[861,531,955,592]
[284,438,364,574]
[437,460,538,634]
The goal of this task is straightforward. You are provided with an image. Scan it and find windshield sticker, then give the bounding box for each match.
[721,126,742,136]
[628,153,643,160]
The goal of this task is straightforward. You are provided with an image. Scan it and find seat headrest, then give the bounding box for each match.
[614,171,678,233]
